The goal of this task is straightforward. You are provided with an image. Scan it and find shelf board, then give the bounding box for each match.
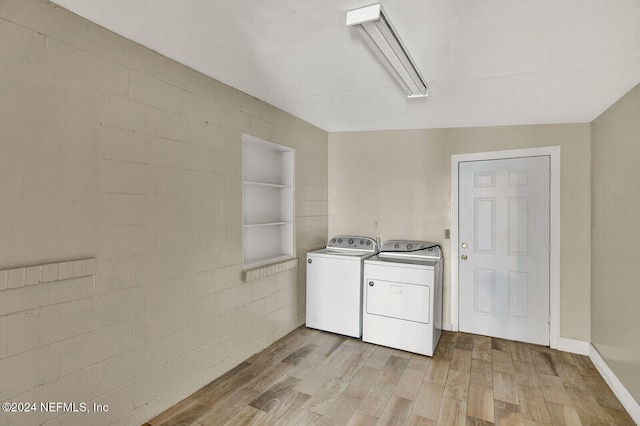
[243,221,291,228]
[243,180,290,188]
[244,253,292,269]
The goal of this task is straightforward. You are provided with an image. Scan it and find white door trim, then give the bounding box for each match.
[451,146,561,349]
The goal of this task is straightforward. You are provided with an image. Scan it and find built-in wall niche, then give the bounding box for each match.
[242,135,294,268]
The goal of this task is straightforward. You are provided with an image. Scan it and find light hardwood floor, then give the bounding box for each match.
[144,327,634,425]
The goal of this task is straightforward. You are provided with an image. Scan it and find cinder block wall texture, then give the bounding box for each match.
[0,1,328,424]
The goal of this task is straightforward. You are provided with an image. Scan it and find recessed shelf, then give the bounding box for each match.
[243,134,294,268]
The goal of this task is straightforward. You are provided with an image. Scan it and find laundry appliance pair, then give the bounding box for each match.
[306,236,442,356]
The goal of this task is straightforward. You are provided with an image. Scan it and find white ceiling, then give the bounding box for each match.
[52,0,640,132]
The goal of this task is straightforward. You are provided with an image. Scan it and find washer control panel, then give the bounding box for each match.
[326,235,378,253]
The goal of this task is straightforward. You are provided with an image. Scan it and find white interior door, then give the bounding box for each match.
[459,156,550,345]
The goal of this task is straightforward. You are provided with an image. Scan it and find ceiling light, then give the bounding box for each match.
[346,4,429,98]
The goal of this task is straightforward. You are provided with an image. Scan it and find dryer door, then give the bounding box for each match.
[366,279,430,324]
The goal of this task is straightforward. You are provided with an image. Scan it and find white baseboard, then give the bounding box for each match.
[556,337,590,355]
[441,323,453,331]
[589,344,640,424]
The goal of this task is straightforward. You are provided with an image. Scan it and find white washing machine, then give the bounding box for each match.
[363,240,443,356]
[306,236,378,338]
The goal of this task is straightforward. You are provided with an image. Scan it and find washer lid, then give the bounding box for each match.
[326,235,378,254]
[377,240,441,261]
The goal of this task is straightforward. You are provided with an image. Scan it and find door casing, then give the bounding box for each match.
[451,146,561,349]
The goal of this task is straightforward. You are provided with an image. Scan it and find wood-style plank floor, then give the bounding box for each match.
[143,327,635,425]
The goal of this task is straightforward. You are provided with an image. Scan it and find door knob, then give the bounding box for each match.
[461,242,468,249]
[461,254,468,261]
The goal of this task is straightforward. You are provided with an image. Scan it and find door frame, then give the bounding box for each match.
[450,146,561,349]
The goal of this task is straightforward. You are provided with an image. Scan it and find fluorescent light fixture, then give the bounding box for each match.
[346,4,429,98]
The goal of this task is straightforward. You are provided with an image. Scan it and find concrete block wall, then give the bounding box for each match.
[0,1,328,425]
[0,260,99,426]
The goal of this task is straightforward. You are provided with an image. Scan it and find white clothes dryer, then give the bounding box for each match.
[363,240,443,356]
[306,236,378,338]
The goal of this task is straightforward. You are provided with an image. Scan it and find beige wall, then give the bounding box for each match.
[591,83,640,403]
[329,124,591,341]
[0,1,327,425]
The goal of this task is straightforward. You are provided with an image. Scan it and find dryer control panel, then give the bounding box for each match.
[378,240,441,262]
